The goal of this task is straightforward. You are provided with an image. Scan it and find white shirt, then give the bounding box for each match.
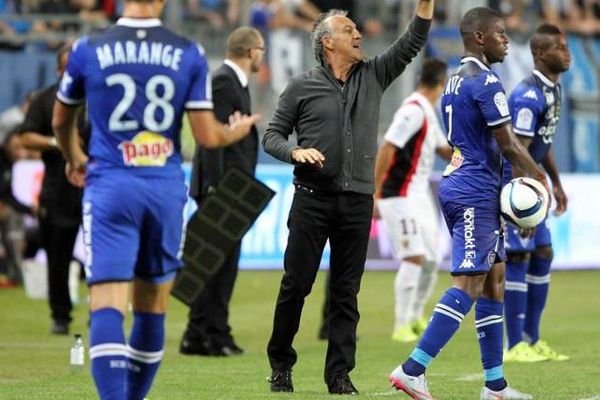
[224,59,248,87]
[383,91,447,196]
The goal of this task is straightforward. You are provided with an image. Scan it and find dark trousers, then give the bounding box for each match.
[39,216,79,323]
[267,187,372,384]
[185,245,241,345]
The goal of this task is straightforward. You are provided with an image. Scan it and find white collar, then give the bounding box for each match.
[533,69,555,88]
[407,91,435,115]
[224,59,248,87]
[461,56,490,71]
[117,18,162,28]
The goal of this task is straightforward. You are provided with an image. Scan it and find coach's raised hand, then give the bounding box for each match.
[416,0,435,19]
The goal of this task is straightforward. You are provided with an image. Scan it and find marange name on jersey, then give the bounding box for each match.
[96,41,184,71]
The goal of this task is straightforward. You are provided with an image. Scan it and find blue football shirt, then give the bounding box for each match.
[503,69,562,183]
[57,17,213,176]
[440,56,512,206]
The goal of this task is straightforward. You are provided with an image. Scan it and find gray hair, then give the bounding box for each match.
[311,9,348,61]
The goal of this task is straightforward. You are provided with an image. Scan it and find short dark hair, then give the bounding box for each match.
[460,7,503,39]
[419,58,448,88]
[530,23,563,53]
[227,27,262,58]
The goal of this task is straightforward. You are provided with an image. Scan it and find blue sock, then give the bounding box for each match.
[504,260,528,349]
[403,287,473,377]
[89,308,127,400]
[524,254,551,343]
[475,298,506,391]
[127,312,165,400]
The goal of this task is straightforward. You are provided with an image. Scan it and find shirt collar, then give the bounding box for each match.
[533,69,555,88]
[409,91,435,115]
[224,59,248,87]
[461,56,490,71]
[117,17,162,28]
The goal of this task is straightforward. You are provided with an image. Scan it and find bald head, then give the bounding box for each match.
[227,27,263,59]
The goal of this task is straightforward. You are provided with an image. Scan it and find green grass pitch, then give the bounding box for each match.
[1,270,599,399]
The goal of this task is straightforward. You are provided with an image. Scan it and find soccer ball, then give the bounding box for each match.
[500,177,549,229]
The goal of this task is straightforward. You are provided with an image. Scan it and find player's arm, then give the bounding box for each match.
[186,110,260,149]
[374,141,396,200]
[493,124,549,194]
[52,101,87,187]
[542,146,567,215]
[509,135,532,178]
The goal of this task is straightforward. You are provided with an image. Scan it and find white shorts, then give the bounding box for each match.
[377,194,438,261]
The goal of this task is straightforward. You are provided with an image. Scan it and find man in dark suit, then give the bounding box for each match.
[180,26,265,357]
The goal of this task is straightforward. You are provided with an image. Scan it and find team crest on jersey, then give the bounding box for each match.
[443,147,464,176]
[515,108,534,131]
[486,250,496,267]
[484,74,499,86]
[493,92,509,117]
[119,131,174,167]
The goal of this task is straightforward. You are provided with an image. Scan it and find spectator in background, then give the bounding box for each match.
[312,0,383,37]
[543,0,600,35]
[186,0,240,30]
[0,130,34,287]
[250,0,319,94]
[20,45,86,335]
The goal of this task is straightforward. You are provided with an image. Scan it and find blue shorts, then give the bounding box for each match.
[440,200,506,275]
[505,218,552,253]
[82,172,188,285]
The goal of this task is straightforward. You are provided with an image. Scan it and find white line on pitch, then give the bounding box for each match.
[578,396,600,400]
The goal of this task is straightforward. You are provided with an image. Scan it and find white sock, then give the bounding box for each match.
[412,260,438,321]
[394,261,422,330]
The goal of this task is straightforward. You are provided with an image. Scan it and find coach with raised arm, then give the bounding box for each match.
[262,0,434,395]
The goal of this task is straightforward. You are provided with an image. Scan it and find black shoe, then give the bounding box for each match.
[269,370,293,392]
[50,320,69,335]
[219,340,244,356]
[328,375,359,395]
[179,337,211,356]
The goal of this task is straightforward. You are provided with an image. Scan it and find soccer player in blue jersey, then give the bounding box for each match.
[389,7,550,400]
[503,23,571,363]
[51,1,259,399]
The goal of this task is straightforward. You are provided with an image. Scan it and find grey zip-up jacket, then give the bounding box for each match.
[262,16,431,195]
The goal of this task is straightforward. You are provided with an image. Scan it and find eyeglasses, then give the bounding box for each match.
[252,46,266,51]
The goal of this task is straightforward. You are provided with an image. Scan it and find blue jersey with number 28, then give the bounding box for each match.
[57,17,213,176]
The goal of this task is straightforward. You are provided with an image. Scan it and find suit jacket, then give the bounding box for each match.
[189,63,259,202]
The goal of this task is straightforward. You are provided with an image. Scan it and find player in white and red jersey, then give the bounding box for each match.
[374,58,452,343]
